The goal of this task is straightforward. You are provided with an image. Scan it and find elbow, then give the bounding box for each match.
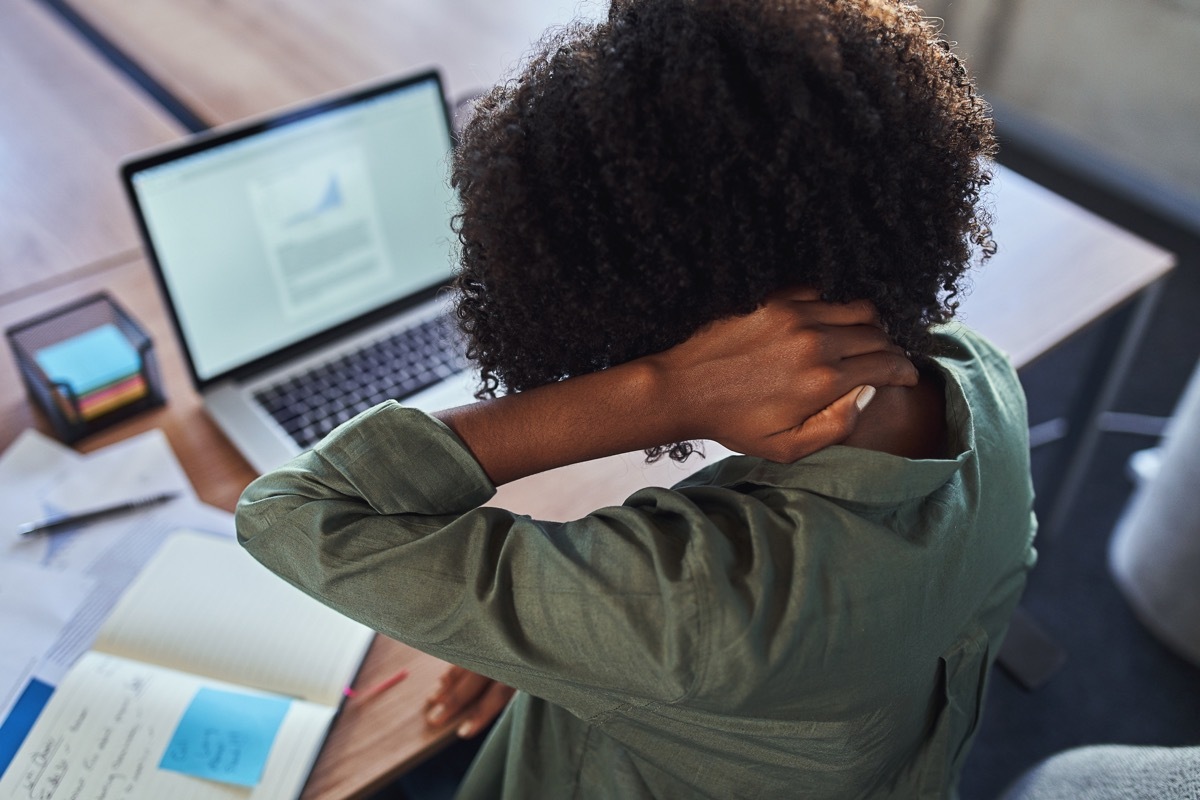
[235,476,273,548]
[234,455,371,553]
[235,470,306,548]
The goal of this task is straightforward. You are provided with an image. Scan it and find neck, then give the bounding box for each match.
[842,367,948,459]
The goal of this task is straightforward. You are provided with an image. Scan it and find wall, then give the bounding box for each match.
[922,0,1200,208]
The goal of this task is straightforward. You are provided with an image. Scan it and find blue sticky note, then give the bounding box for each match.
[159,688,291,787]
[34,324,141,396]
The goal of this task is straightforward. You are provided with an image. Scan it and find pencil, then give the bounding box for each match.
[343,668,410,701]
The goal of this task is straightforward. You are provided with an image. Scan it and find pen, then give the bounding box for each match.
[16,491,180,536]
[343,668,410,701]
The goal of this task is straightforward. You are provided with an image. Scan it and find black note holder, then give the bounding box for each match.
[6,293,165,444]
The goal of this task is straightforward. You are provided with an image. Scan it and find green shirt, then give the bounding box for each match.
[236,325,1036,799]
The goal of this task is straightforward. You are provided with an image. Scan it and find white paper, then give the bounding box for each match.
[94,531,373,707]
[0,430,82,541]
[0,562,95,721]
[0,429,237,705]
[4,429,217,575]
[43,428,196,512]
[22,502,236,685]
[2,428,232,569]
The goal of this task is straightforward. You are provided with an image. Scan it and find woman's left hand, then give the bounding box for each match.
[426,665,516,738]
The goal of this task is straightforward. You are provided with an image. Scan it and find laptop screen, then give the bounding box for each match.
[125,74,457,384]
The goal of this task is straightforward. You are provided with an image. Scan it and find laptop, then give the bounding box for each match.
[121,71,478,473]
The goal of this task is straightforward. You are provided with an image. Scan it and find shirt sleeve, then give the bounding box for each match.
[235,401,714,720]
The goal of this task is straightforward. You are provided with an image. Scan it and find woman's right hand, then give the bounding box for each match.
[643,288,918,463]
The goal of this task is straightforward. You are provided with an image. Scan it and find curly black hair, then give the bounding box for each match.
[451,0,995,417]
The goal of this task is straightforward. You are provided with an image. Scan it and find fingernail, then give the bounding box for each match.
[428,704,445,723]
[457,722,474,738]
[855,386,877,411]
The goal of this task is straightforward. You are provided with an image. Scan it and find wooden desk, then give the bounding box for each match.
[0,0,1178,782]
[64,0,602,125]
[0,0,181,301]
[957,168,1173,369]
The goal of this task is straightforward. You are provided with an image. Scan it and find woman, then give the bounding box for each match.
[237,1,1036,796]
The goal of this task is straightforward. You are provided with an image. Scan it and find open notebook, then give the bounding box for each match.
[0,531,373,800]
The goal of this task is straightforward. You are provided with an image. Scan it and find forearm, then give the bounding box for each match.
[434,357,682,486]
[435,293,919,484]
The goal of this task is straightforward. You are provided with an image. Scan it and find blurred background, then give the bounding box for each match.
[920,1,1200,796]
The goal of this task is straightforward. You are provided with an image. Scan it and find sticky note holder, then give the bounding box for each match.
[6,293,165,443]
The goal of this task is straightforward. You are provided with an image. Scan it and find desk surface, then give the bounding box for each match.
[69,0,601,125]
[0,1,180,301]
[956,168,1174,369]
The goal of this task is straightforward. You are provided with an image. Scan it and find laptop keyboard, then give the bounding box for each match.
[253,314,469,449]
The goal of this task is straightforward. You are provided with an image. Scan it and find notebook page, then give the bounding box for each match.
[0,651,334,800]
[92,531,372,707]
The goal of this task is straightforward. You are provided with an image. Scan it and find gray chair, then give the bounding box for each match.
[1109,358,1200,667]
[1000,744,1200,800]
